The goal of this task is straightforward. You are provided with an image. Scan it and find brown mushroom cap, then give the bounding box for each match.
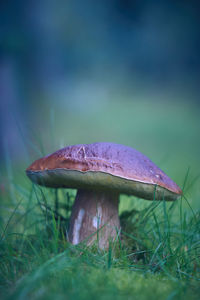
[26,142,182,201]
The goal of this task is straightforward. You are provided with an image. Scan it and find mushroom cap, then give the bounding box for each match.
[26,142,182,201]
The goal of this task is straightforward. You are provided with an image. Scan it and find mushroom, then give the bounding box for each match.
[26,142,182,248]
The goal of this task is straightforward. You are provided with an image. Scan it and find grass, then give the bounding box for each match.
[0,171,200,300]
[0,97,199,299]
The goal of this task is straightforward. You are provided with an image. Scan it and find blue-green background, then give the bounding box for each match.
[0,0,199,209]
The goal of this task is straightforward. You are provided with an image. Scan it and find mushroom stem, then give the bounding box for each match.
[68,189,120,249]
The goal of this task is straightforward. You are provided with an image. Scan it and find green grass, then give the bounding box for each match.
[0,97,200,299]
[0,173,200,300]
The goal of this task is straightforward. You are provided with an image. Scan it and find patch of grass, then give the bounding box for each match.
[0,169,200,300]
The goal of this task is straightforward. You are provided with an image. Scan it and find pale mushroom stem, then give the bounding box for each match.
[68,189,120,249]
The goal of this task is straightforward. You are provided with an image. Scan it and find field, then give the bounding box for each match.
[0,97,200,300]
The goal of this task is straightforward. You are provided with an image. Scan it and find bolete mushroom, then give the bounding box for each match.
[26,142,182,248]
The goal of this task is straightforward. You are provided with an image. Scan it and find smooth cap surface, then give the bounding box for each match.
[26,142,182,201]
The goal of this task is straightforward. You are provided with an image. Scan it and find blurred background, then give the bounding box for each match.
[0,0,200,208]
